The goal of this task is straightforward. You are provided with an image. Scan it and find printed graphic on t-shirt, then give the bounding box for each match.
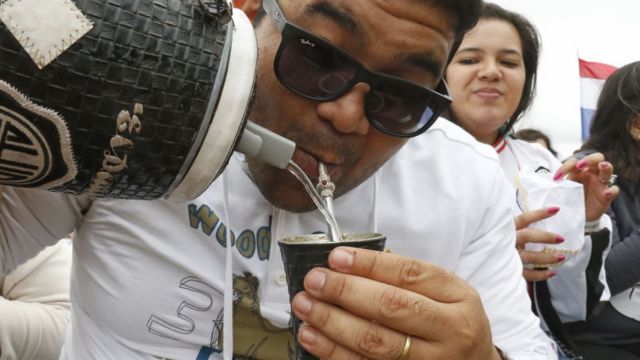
[188,203,272,261]
[148,273,293,360]
[148,204,293,359]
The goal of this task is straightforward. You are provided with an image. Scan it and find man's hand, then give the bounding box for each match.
[291,247,502,360]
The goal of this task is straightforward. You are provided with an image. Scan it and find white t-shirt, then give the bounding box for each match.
[0,120,555,359]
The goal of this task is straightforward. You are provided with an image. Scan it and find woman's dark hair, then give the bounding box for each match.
[580,61,640,182]
[254,0,484,42]
[446,3,541,138]
[514,128,557,157]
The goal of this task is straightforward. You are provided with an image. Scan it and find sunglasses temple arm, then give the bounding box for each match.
[235,120,296,169]
[262,0,286,32]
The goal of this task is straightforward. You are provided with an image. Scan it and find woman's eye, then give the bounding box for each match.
[458,58,478,65]
[501,60,520,68]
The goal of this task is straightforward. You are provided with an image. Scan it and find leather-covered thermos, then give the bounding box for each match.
[0,0,293,201]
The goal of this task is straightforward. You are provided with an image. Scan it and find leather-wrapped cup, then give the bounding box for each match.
[0,0,256,200]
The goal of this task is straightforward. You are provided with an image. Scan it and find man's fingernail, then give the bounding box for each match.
[576,160,587,169]
[293,293,313,315]
[556,236,565,243]
[330,248,354,271]
[553,171,564,181]
[299,325,317,345]
[548,206,560,214]
[305,270,326,291]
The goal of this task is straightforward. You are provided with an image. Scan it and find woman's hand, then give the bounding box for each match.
[515,207,566,281]
[291,247,502,360]
[554,152,619,222]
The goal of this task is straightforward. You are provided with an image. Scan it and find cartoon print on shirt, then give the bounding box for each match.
[147,202,295,358]
[234,272,287,333]
[219,272,293,359]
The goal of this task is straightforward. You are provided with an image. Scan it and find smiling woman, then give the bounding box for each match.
[445,3,619,359]
[446,18,527,144]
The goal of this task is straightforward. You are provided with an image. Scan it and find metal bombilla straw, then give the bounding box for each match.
[285,161,343,242]
[317,163,342,242]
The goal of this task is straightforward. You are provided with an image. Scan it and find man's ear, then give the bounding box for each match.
[239,0,260,21]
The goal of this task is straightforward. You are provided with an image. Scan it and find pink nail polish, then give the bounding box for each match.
[548,207,560,215]
[557,255,566,262]
[555,236,565,243]
[553,171,564,181]
[576,160,587,169]
[549,271,558,278]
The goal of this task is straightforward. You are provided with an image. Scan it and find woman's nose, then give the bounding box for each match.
[315,82,371,135]
[478,60,501,81]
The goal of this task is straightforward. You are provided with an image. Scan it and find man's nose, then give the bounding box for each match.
[315,83,371,135]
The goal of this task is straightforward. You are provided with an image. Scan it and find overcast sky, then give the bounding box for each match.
[490,0,640,158]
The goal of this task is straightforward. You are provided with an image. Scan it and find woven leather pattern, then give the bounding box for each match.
[0,0,228,199]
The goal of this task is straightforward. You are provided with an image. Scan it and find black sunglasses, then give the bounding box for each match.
[262,0,452,138]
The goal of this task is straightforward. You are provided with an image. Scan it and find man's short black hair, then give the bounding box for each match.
[428,0,484,40]
[254,0,484,43]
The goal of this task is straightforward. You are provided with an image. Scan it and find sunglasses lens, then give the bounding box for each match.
[366,81,442,136]
[277,35,357,99]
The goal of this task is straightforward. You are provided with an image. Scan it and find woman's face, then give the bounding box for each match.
[446,19,526,144]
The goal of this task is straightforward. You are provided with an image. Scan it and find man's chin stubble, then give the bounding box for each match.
[245,160,318,213]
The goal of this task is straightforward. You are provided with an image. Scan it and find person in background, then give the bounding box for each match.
[515,128,559,158]
[0,239,71,360]
[444,3,618,358]
[568,61,640,360]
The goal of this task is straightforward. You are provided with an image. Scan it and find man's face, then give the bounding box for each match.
[248,0,456,212]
